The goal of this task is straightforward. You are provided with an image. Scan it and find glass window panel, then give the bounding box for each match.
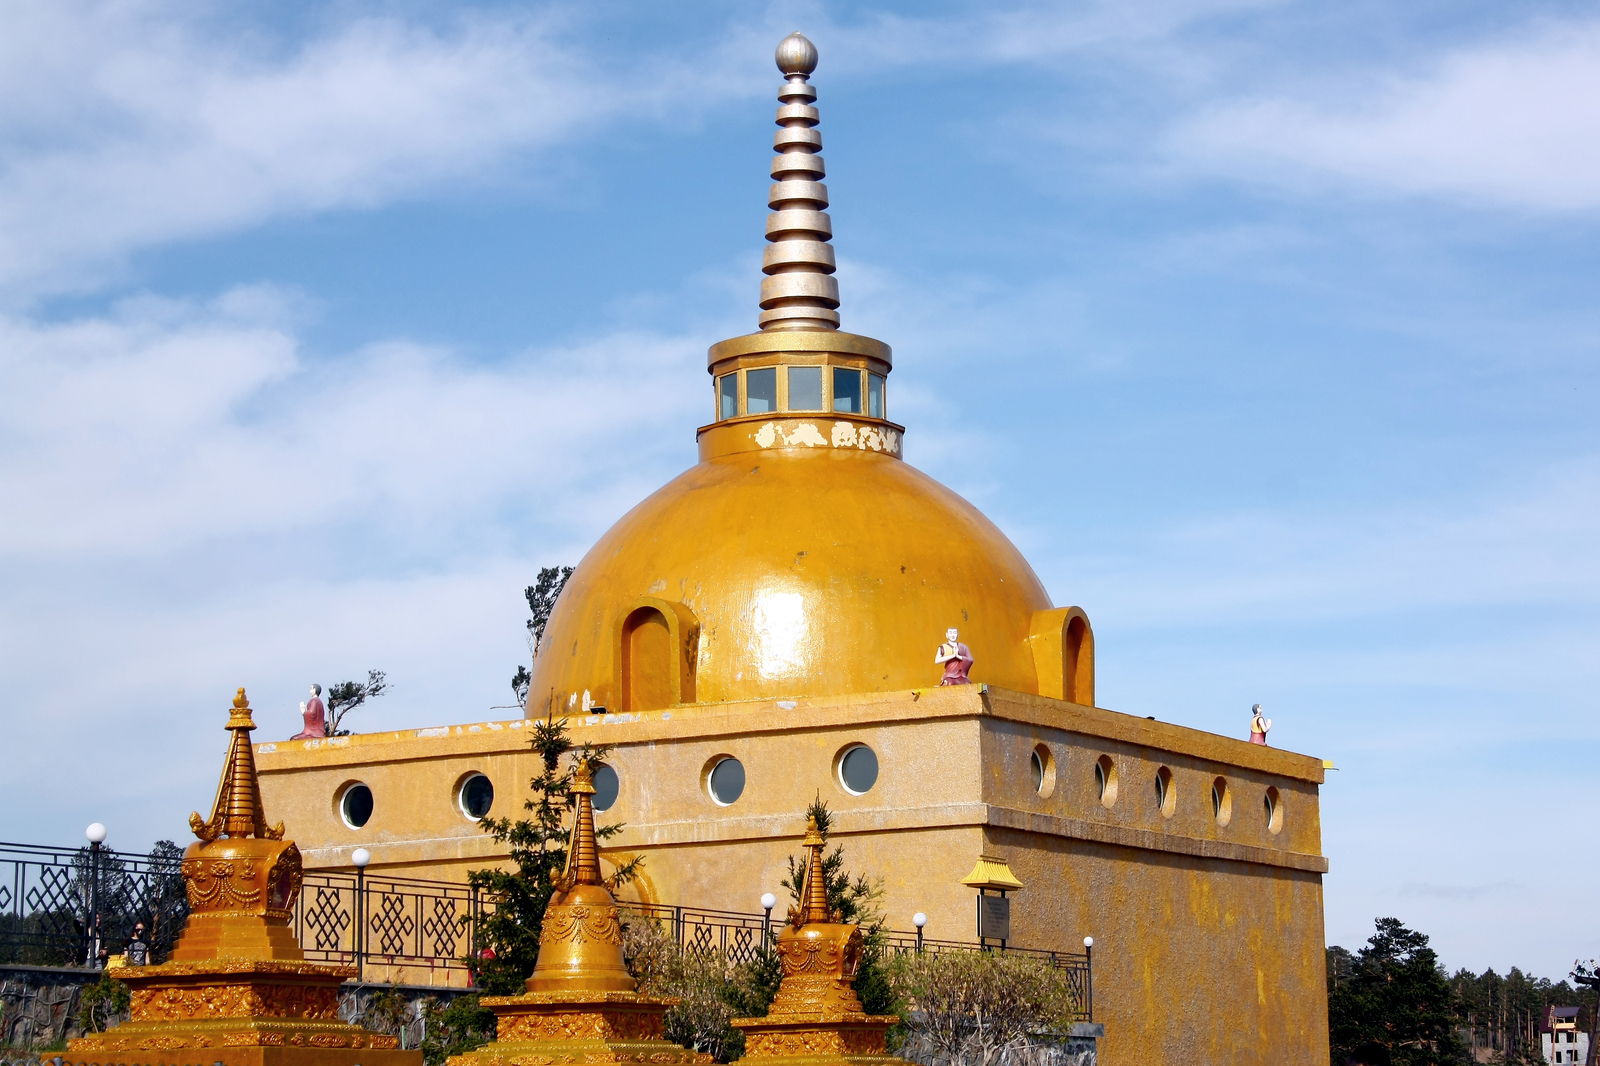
[746,368,777,414]
[592,764,620,812]
[788,366,824,411]
[839,745,878,795]
[832,367,862,413]
[868,373,884,418]
[459,774,494,819]
[708,757,745,805]
[718,374,738,420]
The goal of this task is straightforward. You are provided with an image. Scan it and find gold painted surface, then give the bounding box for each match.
[524,448,1053,715]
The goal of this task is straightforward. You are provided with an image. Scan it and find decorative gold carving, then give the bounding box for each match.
[129,981,340,1020]
[541,904,624,947]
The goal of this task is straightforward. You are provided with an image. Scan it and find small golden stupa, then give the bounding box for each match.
[67,689,419,1066]
[447,765,707,1066]
[729,817,899,1066]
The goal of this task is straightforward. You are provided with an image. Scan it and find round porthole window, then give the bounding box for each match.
[1264,786,1283,834]
[838,745,879,796]
[1155,766,1175,818]
[458,774,494,819]
[1029,744,1055,797]
[340,783,373,829]
[706,756,745,806]
[593,763,620,812]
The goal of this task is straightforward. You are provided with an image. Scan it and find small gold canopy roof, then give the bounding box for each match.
[960,853,1024,891]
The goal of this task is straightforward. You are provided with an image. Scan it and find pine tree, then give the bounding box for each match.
[466,715,638,994]
[1328,918,1466,1065]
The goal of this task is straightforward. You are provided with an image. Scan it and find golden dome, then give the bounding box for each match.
[523,36,1094,716]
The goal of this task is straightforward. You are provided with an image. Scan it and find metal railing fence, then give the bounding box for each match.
[0,842,1090,1020]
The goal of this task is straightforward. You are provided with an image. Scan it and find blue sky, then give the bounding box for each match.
[1,0,1596,981]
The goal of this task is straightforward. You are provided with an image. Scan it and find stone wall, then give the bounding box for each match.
[0,967,106,1049]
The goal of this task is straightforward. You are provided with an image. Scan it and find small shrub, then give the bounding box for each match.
[420,993,496,1066]
[78,974,130,1034]
[889,951,1080,1066]
[624,917,783,1062]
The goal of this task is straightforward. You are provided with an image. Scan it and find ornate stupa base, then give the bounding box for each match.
[65,689,421,1066]
[729,810,899,1066]
[63,960,411,1066]
[730,1012,901,1066]
[447,991,708,1066]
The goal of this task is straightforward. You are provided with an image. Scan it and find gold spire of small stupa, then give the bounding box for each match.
[525,758,634,992]
[759,32,840,332]
[189,688,284,842]
[559,763,603,888]
[799,814,831,925]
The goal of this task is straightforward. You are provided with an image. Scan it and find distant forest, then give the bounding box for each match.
[1329,918,1598,1064]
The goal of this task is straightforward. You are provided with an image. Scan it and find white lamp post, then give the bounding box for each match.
[352,849,371,982]
[85,823,107,967]
[913,911,927,952]
[760,892,777,946]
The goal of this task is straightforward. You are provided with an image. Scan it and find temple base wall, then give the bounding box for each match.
[258,687,1331,1066]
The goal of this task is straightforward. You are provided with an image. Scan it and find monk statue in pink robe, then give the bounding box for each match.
[935,628,974,685]
[291,683,327,739]
[1249,703,1272,746]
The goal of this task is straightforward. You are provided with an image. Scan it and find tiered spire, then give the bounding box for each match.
[562,764,603,888]
[759,32,839,332]
[190,688,284,842]
[799,814,831,925]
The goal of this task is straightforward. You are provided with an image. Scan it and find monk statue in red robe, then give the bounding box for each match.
[291,683,327,739]
[935,628,974,685]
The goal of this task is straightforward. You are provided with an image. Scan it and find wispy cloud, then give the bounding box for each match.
[1401,880,1520,901]
[0,6,623,296]
[1167,18,1600,210]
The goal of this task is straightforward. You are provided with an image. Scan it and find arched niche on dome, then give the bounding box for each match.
[1028,606,1095,707]
[615,596,699,713]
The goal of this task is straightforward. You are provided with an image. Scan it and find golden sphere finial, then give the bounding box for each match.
[776,32,818,76]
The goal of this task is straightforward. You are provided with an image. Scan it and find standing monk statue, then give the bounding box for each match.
[1249,703,1272,746]
[291,683,327,740]
[935,628,974,685]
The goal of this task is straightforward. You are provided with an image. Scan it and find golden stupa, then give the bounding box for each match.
[729,815,897,1066]
[67,689,419,1066]
[447,765,708,1066]
[253,28,1336,1064]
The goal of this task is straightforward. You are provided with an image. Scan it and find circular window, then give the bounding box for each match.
[706,756,745,806]
[458,774,494,819]
[593,763,620,812]
[1094,755,1117,808]
[1155,766,1175,818]
[1264,786,1283,834]
[1212,776,1232,827]
[340,783,373,829]
[838,745,879,795]
[1029,744,1055,797]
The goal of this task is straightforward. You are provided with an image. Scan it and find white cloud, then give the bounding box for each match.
[0,284,712,843]
[0,5,620,295]
[0,287,704,557]
[1169,18,1600,210]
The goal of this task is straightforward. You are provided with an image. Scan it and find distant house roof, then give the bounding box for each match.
[1543,1005,1583,1030]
